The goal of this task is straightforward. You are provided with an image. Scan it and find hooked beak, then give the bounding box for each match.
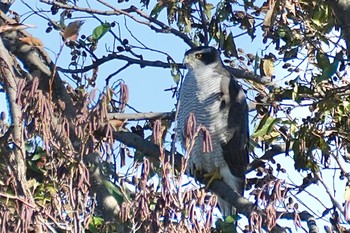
[183,55,190,69]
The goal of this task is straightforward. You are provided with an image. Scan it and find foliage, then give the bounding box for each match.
[0,0,350,232]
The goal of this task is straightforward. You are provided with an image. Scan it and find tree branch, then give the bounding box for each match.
[113,130,318,232]
[39,0,195,47]
[0,11,76,120]
[225,66,273,85]
[0,9,113,221]
[85,153,121,222]
[246,143,289,173]
[111,117,287,174]
[108,111,175,121]
[314,171,344,213]
[279,211,319,233]
[0,37,30,198]
[56,52,271,86]
[57,53,178,73]
[114,131,183,170]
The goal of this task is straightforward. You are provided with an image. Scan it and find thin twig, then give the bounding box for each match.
[0,193,35,208]
[106,63,131,86]
[314,171,344,213]
[40,0,195,47]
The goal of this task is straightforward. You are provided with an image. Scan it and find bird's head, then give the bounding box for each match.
[183,46,222,71]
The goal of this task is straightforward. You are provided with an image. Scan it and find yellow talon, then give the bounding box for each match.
[203,169,222,189]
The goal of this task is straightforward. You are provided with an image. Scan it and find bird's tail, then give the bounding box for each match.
[218,197,239,232]
[218,197,236,217]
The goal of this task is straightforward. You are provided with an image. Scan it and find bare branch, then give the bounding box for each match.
[39,0,195,47]
[106,63,131,86]
[108,111,175,121]
[246,144,289,173]
[225,66,273,85]
[114,123,286,175]
[314,171,344,213]
[56,53,271,88]
[0,192,35,208]
[57,53,179,73]
[114,131,183,170]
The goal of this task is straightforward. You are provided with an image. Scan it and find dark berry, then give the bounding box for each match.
[46,27,52,33]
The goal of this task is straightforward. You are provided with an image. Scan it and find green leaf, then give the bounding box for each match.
[149,203,156,211]
[319,137,328,152]
[32,153,43,161]
[27,160,43,174]
[204,3,214,19]
[59,11,66,28]
[46,183,57,196]
[89,216,105,233]
[262,131,280,141]
[208,18,218,41]
[312,6,327,27]
[253,113,269,133]
[92,23,111,41]
[172,73,180,83]
[316,51,330,71]
[290,122,297,135]
[223,32,238,58]
[168,57,180,84]
[252,116,279,138]
[91,216,104,226]
[217,2,231,21]
[224,215,236,223]
[344,101,350,112]
[316,59,339,82]
[216,215,238,233]
[25,142,34,152]
[277,27,286,38]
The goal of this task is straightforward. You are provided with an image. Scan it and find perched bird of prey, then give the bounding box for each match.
[177,46,249,216]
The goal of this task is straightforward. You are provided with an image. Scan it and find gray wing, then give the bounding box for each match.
[220,74,249,183]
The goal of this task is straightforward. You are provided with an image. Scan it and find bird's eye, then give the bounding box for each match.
[195,53,202,59]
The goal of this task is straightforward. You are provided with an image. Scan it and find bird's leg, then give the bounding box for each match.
[203,169,222,189]
[192,168,202,181]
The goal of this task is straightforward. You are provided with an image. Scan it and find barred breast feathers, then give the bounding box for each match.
[177,68,229,155]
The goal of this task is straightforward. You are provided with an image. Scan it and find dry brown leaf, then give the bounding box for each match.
[260,58,275,78]
[285,0,296,16]
[263,1,276,27]
[19,36,43,47]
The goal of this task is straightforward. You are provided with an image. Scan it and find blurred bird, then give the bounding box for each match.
[60,20,84,41]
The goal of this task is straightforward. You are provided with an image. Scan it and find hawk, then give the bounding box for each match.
[177,46,249,216]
